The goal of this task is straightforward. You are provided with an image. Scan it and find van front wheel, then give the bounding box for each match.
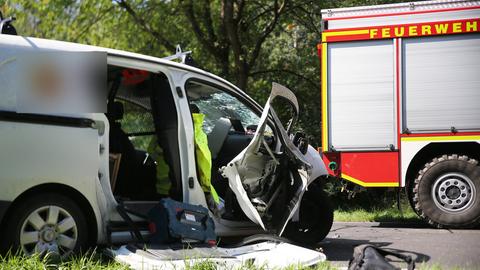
[4,193,88,258]
[284,183,334,245]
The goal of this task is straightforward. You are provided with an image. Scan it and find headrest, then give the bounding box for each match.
[190,104,200,114]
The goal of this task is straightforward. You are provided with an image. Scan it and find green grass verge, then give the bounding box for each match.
[0,250,338,270]
[1,251,468,270]
[334,205,421,222]
[0,251,129,270]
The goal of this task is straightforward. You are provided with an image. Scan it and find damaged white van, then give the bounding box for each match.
[0,33,333,257]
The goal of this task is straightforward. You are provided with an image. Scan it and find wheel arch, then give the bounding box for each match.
[405,142,480,203]
[285,175,334,243]
[0,183,98,246]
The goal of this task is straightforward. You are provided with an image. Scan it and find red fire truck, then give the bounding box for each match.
[319,0,480,228]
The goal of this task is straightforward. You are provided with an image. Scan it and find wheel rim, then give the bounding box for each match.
[20,205,78,257]
[432,173,476,213]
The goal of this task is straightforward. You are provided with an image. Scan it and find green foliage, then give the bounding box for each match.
[117,100,155,150]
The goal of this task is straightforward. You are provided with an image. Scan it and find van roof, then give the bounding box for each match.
[0,34,241,93]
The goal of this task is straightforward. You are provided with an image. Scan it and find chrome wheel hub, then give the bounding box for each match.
[432,173,476,213]
[20,206,78,257]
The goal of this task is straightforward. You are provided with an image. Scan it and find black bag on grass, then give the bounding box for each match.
[348,244,415,270]
[147,198,216,245]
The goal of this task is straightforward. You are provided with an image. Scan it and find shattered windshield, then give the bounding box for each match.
[185,81,271,135]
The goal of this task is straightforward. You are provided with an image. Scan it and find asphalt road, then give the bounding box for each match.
[319,222,480,269]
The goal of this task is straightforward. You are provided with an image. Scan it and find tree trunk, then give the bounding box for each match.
[237,62,249,92]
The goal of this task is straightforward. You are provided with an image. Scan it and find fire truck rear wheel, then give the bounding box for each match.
[413,154,480,228]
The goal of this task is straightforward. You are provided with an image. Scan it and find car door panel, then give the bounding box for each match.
[221,83,312,234]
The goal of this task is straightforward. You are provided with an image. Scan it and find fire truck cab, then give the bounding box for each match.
[319,0,480,228]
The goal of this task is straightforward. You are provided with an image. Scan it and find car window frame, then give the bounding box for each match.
[114,96,156,137]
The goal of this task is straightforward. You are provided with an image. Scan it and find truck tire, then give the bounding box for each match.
[413,154,480,228]
[3,193,89,258]
[284,183,334,245]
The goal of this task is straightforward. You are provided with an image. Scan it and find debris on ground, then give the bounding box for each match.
[107,241,326,270]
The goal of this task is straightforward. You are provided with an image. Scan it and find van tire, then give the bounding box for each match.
[284,182,333,245]
[413,154,480,228]
[3,193,89,257]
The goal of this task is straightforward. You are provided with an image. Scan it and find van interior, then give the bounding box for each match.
[105,66,270,222]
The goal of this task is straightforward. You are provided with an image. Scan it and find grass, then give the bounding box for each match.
[0,249,339,270]
[332,195,422,223]
[1,251,471,270]
[334,205,421,222]
[0,250,129,270]
[0,254,469,270]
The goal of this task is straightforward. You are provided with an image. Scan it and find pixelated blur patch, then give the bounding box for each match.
[16,51,107,114]
[30,62,63,99]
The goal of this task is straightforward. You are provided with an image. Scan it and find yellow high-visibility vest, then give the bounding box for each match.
[192,113,219,203]
[148,139,171,195]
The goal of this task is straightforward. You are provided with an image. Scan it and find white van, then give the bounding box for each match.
[0,33,333,257]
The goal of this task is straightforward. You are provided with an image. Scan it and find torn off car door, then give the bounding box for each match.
[220,83,312,235]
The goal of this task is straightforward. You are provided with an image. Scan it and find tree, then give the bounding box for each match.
[113,0,300,92]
